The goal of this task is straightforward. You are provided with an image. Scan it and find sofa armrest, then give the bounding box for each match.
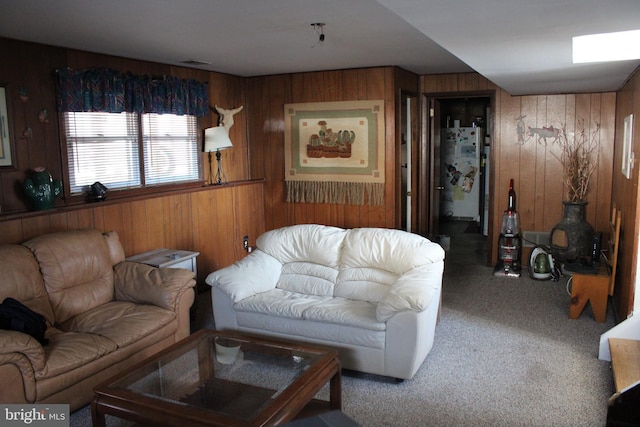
[0,330,46,373]
[205,250,282,302]
[376,261,444,322]
[114,261,196,311]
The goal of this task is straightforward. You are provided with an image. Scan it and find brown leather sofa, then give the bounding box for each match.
[0,229,196,411]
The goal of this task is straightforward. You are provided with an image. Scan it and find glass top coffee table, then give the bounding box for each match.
[91,329,342,426]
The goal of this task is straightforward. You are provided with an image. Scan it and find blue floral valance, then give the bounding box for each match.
[56,67,209,116]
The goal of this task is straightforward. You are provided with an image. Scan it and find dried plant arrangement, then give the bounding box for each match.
[552,119,600,203]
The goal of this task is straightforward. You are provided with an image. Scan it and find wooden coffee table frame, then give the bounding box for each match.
[91,329,342,427]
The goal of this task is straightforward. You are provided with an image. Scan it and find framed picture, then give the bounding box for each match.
[622,114,634,179]
[284,100,385,205]
[0,85,15,168]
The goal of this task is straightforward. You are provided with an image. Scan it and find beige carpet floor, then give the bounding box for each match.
[72,221,615,426]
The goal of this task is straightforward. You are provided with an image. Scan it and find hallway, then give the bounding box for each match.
[438,219,488,269]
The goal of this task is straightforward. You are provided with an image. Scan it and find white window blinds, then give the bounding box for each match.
[142,113,199,185]
[64,112,140,194]
[64,112,199,195]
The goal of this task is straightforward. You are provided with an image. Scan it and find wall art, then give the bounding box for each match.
[622,114,634,179]
[0,86,14,167]
[284,100,385,206]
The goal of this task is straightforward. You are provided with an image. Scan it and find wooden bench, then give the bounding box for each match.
[607,338,640,426]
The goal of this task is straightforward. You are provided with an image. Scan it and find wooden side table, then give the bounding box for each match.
[569,264,609,323]
[127,249,201,319]
[127,248,199,275]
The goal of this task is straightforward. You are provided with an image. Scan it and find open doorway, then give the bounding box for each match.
[434,96,492,263]
[401,91,418,233]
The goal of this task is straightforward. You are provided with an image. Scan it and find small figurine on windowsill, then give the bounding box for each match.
[23,167,62,211]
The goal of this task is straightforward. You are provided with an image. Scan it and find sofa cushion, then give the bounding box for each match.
[60,301,176,348]
[303,298,384,331]
[235,289,384,332]
[23,230,116,324]
[336,228,444,303]
[276,261,338,296]
[0,245,55,326]
[235,289,331,320]
[334,267,398,302]
[341,227,444,273]
[38,327,117,379]
[257,224,347,267]
[236,312,386,349]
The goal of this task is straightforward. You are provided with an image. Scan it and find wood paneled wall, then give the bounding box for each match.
[245,67,417,231]
[0,181,265,287]
[2,36,634,319]
[422,73,616,269]
[611,68,640,319]
[0,38,66,213]
[63,49,249,188]
[0,38,251,213]
[0,38,263,284]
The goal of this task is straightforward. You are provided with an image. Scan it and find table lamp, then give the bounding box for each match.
[204,126,233,185]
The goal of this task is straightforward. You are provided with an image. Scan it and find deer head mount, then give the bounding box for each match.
[212,105,243,133]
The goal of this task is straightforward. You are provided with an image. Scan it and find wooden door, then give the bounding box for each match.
[426,97,442,240]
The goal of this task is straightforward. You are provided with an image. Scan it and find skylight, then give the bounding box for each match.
[573,29,640,63]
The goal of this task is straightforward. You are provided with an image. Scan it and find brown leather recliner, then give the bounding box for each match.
[0,229,196,411]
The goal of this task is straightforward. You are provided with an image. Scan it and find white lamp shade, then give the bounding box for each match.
[204,126,233,152]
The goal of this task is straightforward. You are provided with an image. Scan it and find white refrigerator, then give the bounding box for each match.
[441,127,481,220]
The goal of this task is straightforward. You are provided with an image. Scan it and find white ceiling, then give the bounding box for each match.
[0,0,638,95]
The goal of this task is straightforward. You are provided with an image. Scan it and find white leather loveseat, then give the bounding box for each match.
[205,224,445,380]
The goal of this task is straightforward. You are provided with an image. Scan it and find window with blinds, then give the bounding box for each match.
[142,113,199,185]
[64,112,199,195]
